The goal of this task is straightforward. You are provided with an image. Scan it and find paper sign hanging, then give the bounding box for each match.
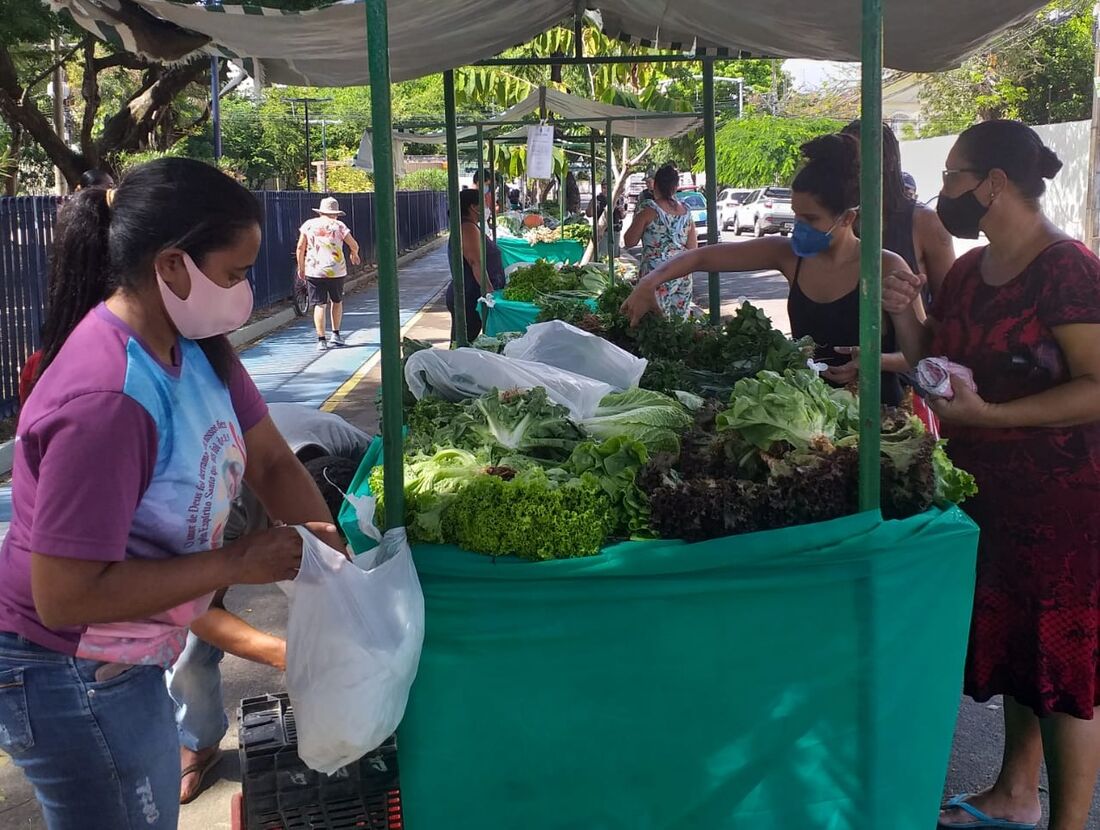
[526,125,554,179]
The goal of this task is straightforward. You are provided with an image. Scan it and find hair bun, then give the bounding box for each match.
[1038,146,1063,180]
[801,133,859,175]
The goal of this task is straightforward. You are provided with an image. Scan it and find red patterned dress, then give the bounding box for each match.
[931,240,1100,719]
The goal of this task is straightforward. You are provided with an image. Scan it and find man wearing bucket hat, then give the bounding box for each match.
[297,196,362,350]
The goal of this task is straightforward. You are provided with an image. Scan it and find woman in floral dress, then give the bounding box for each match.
[884,120,1100,830]
[623,164,698,318]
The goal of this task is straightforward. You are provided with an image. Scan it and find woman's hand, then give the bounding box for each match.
[229,522,338,584]
[883,270,926,315]
[350,252,362,266]
[928,375,999,427]
[621,281,663,327]
[824,346,860,385]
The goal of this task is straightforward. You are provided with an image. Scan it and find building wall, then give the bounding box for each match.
[899,120,1090,241]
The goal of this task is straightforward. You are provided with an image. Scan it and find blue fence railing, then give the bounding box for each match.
[0,189,448,421]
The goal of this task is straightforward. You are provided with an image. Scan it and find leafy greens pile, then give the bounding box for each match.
[639,369,977,542]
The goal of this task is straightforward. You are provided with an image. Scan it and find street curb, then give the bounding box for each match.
[0,235,450,478]
[230,234,449,350]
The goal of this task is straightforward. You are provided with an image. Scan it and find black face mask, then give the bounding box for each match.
[936,179,989,239]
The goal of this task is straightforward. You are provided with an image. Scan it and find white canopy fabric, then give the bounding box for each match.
[47,0,1049,85]
[389,87,701,145]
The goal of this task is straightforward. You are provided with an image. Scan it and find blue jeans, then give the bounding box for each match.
[0,632,180,830]
[164,632,228,752]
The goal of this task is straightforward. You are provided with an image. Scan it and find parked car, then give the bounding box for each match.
[733,187,796,237]
[677,191,712,240]
[718,188,753,230]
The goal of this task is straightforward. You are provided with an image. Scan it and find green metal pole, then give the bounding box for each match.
[590,133,598,261]
[560,168,565,228]
[488,137,497,242]
[605,120,614,273]
[365,0,404,530]
[858,0,884,513]
[443,70,466,346]
[703,58,721,324]
[476,126,489,329]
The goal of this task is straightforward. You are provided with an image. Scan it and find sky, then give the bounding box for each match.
[783,59,857,90]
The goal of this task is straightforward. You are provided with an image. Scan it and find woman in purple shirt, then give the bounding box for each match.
[0,158,340,829]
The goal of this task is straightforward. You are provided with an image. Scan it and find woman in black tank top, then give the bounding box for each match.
[788,257,902,405]
[621,132,916,407]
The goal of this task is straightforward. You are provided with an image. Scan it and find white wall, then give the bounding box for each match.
[900,119,1090,241]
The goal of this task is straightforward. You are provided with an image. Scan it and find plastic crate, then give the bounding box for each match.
[238,693,403,830]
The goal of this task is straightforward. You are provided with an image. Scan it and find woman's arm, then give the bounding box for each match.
[295,233,308,277]
[344,233,362,266]
[621,238,793,325]
[686,222,698,250]
[31,525,311,630]
[460,224,485,288]
[242,415,342,546]
[191,604,286,670]
[622,207,654,248]
[913,207,956,298]
[935,323,1100,429]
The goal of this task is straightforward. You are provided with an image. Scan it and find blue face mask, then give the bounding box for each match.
[790,212,849,258]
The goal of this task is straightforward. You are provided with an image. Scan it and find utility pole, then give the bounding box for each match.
[288,96,331,192]
[52,38,67,195]
[1085,1,1100,253]
[309,119,342,192]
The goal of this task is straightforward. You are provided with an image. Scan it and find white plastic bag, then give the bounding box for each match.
[284,526,424,774]
[502,320,647,391]
[404,347,611,420]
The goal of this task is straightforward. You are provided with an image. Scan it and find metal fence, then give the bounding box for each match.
[0,189,448,420]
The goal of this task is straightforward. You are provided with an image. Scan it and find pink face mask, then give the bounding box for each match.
[157,253,254,340]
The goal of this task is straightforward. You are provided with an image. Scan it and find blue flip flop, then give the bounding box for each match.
[937,794,1038,830]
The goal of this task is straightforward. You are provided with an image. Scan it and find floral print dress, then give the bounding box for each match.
[637,198,693,318]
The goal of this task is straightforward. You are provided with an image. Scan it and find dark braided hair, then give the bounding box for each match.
[40,158,263,384]
[792,133,860,216]
[842,120,908,217]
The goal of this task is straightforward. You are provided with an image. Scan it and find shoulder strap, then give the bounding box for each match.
[793,257,804,286]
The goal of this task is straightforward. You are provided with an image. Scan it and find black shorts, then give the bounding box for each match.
[307,277,346,305]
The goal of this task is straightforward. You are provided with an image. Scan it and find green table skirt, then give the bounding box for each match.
[497,236,584,269]
[396,507,978,830]
[483,290,597,336]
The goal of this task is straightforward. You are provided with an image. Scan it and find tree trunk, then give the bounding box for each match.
[0,44,86,186]
[96,60,205,155]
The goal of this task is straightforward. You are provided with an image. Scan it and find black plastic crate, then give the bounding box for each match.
[238,693,403,830]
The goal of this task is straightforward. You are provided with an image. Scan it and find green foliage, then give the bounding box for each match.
[561,437,651,537]
[918,0,1094,134]
[320,165,374,192]
[114,144,190,174]
[578,389,693,455]
[708,115,843,187]
[398,168,447,191]
[442,467,614,560]
[716,369,855,451]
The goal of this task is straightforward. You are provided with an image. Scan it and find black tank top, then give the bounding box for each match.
[787,258,902,406]
[883,200,918,272]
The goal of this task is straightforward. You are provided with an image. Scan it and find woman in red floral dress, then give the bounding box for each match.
[885,120,1100,830]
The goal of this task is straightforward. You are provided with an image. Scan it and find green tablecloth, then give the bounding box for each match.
[340,443,979,829]
[483,290,598,336]
[496,236,584,269]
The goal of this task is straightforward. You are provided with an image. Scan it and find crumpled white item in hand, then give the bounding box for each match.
[915,357,977,400]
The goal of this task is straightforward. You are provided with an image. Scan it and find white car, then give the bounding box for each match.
[732,187,796,237]
[717,188,753,231]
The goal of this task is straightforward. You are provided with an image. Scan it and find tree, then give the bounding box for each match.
[707,115,843,187]
[0,0,229,191]
[917,0,1093,135]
